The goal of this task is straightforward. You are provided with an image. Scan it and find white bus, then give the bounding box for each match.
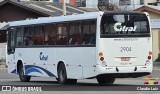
[6,11,152,85]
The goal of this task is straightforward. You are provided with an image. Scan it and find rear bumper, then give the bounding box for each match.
[97,72,150,78]
[96,65,152,78]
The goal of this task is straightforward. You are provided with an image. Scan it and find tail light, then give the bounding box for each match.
[145,51,152,65]
[148,56,151,60]
[99,52,107,66]
[99,52,103,57]
[149,51,152,56]
[148,51,152,59]
[100,57,104,61]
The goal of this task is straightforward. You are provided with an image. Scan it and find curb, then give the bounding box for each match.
[0,61,6,65]
[0,65,7,68]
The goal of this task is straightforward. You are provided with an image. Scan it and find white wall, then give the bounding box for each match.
[20,0,30,1]
[0,43,6,60]
[86,0,98,8]
[144,0,156,5]
[85,0,144,10]
[114,0,142,10]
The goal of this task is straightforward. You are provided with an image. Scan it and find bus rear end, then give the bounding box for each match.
[96,12,152,82]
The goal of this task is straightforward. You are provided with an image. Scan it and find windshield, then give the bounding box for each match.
[101,13,150,37]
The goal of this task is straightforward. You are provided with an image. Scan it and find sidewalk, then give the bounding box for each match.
[0,60,6,68]
[0,65,7,68]
[153,66,160,70]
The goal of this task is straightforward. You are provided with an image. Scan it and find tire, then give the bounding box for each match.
[56,78,59,81]
[96,75,115,85]
[57,63,77,85]
[18,64,31,82]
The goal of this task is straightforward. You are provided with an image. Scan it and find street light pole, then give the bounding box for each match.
[63,0,66,16]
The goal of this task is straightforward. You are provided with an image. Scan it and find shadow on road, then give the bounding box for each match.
[7,80,143,91]
[10,80,138,86]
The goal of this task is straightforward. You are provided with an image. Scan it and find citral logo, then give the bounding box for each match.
[39,52,48,61]
[114,22,137,32]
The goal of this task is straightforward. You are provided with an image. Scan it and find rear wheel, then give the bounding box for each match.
[57,63,77,84]
[18,64,31,82]
[96,75,115,85]
[56,78,59,81]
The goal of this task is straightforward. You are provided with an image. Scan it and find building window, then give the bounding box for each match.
[98,0,112,11]
[119,0,131,6]
[30,0,50,1]
[98,0,109,4]
[140,0,144,5]
[76,0,86,7]
[157,0,160,2]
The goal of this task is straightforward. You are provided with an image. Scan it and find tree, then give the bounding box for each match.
[97,0,121,11]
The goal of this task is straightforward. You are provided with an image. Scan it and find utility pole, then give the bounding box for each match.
[63,0,66,16]
[133,0,135,10]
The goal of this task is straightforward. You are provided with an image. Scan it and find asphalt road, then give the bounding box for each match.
[0,68,159,85]
[0,68,159,92]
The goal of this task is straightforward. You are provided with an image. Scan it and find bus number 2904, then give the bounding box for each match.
[120,47,132,52]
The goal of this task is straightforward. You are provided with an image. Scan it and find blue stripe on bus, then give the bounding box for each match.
[25,67,43,75]
[11,65,56,77]
[25,65,56,77]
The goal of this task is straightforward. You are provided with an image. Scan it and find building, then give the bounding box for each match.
[51,0,144,9]
[0,0,87,61]
[0,0,87,31]
[17,0,146,11]
[18,0,160,9]
[135,5,160,61]
[0,0,87,29]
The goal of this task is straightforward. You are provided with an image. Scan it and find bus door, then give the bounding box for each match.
[7,27,16,73]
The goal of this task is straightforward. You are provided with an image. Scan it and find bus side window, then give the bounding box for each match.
[89,34,96,44]
[23,26,34,46]
[34,25,44,46]
[25,36,34,46]
[16,27,23,47]
[45,35,55,45]
[89,21,96,45]
[44,24,56,45]
[34,36,43,45]
[82,33,89,44]
[82,20,96,45]
[56,23,68,45]
[68,22,81,46]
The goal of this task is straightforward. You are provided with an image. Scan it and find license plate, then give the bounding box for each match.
[121,57,130,61]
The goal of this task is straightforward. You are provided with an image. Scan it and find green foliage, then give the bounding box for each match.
[155,53,160,62]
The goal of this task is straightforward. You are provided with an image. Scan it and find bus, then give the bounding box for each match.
[6,11,152,85]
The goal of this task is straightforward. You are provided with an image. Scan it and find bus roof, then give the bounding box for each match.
[10,12,100,27]
[104,11,146,15]
[10,11,146,27]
